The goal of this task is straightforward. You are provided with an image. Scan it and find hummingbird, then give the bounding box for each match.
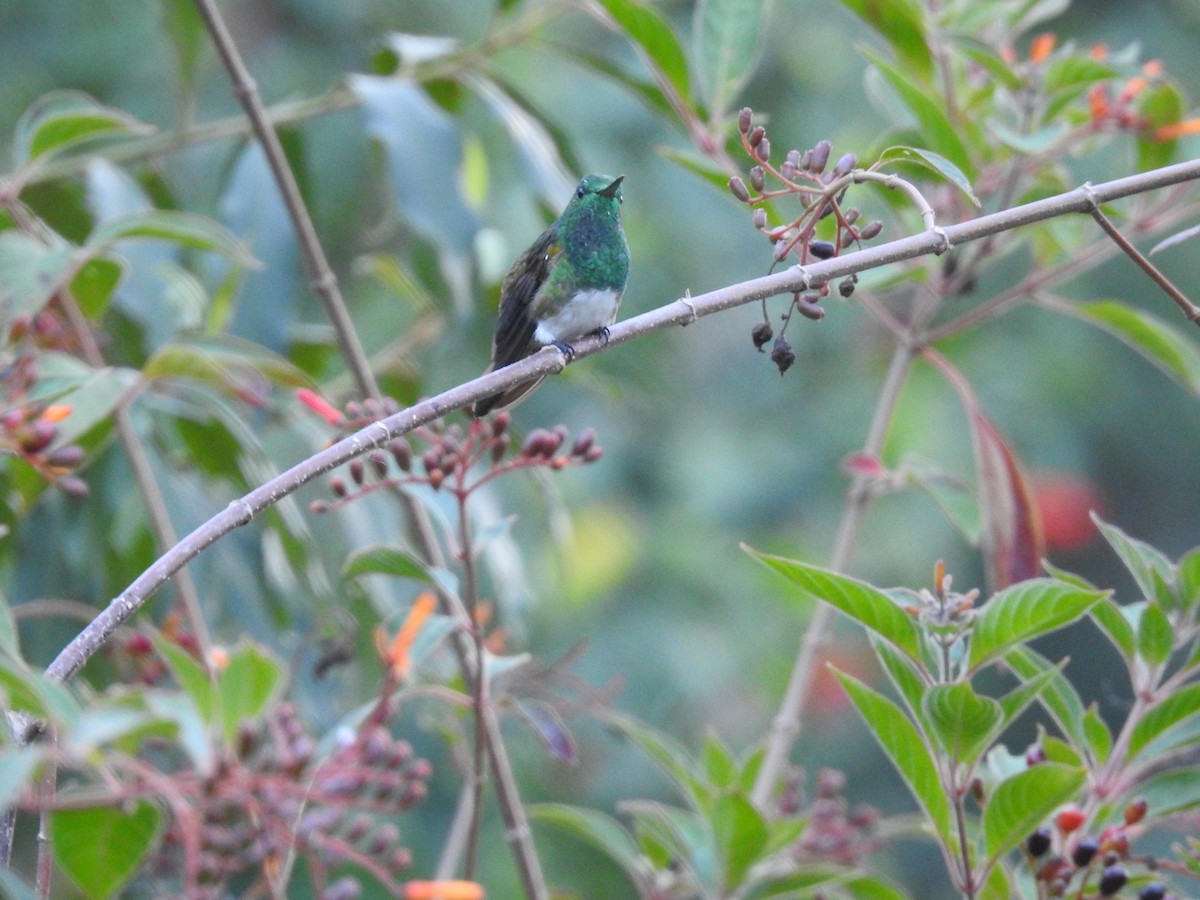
[472,173,629,417]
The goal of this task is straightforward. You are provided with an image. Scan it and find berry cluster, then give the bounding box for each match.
[1,353,88,495]
[730,108,884,375]
[303,403,603,513]
[779,767,881,866]
[156,702,430,899]
[1024,799,1170,898]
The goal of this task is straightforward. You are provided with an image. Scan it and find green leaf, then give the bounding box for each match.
[1137,81,1185,172]
[217,642,283,744]
[51,802,161,900]
[605,712,709,812]
[70,255,125,318]
[862,50,972,176]
[748,866,858,899]
[342,544,437,583]
[977,861,1014,900]
[876,145,979,206]
[712,791,770,891]
[1004,647,1089,752]
[33,365,141,448]
[155,635,216,724]
[464,73,578,208]
[1043,57,1119,100]
[528,804,642,889]
[834,669,953,846]
[658,146,740,193]
[694,0,767,120]
[144,691,212,772]
[0,748,43,811]
[64,706,156,757]
[622,799,716,890]
[922,682,1002,765]
[13,90,150,168]
[1087,595,1138,662]
[0,231,74,325]
[702,733,740,790]
[1082,705,1112,767]
[747,548,922,661]
[982,763,1085,869]
[349,76,480,251]
[997,658,1067,733]
[1137,602,1174,667]
[0,658,82,726]
[969,579,1105,671]
[88,209,257,267]
[838,0,933,83]
[143,334,314,399]
[1128,683,1200,761]
[761,816,807,857]
[1072,301,1200,398]
[1177,547,1200,611]
[1093,517,1177,606]
[592,0,692,103]
[951,36,1022,90]
[871,635,929,716]
[158,0,206,92]
[0,591,21,659]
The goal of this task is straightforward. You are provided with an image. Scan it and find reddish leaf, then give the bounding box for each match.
[968,406,1043,589]
[924,350,1043,589]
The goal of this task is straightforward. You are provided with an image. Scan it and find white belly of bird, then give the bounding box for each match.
[533,288,621,344]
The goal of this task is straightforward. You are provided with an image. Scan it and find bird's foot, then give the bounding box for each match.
[593,326,612,346]
[550,340,577,362]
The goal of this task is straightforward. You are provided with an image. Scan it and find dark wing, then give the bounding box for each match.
[491,228,561,368]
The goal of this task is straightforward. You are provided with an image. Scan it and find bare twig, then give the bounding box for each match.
[749,341,916,809]
[1080,183,1200,323]
[58,290,213,656]
[191,0,379,398]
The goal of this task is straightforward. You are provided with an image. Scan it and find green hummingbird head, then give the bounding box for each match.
[560,173,624,223]
[553,174,627,282]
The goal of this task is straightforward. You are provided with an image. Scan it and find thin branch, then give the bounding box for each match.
[191,0,380,399]
[1081,185,1200,323]
[42,157,1200,686]
[749,341,915,809]
[58,290,213,656]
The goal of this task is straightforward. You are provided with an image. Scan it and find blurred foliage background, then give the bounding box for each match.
[2,0,1200,896]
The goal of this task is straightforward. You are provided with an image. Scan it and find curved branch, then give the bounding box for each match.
[44,158,1200,684]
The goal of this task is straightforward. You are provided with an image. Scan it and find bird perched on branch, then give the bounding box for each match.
[472,174,629,417]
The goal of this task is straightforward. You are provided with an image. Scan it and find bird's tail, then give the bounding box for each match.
[471,374,548,418]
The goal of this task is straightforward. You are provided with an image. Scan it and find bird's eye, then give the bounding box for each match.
[576,184,587,198]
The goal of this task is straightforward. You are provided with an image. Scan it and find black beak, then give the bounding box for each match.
[599,175,624,198]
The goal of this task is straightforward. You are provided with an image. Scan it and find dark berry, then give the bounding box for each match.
[1139,883,1166,900]
[809,240,836,260]
[1098,865,1128,896]
[751,321,773,350]
[770,336,796,375]
[1027,827,1052,857]
[1072,837,1099,867]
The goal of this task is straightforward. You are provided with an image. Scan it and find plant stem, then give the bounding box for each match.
[456,487,488,880]
[59,290,214,656]
[750,340,916,808]
[191,0,379,399]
